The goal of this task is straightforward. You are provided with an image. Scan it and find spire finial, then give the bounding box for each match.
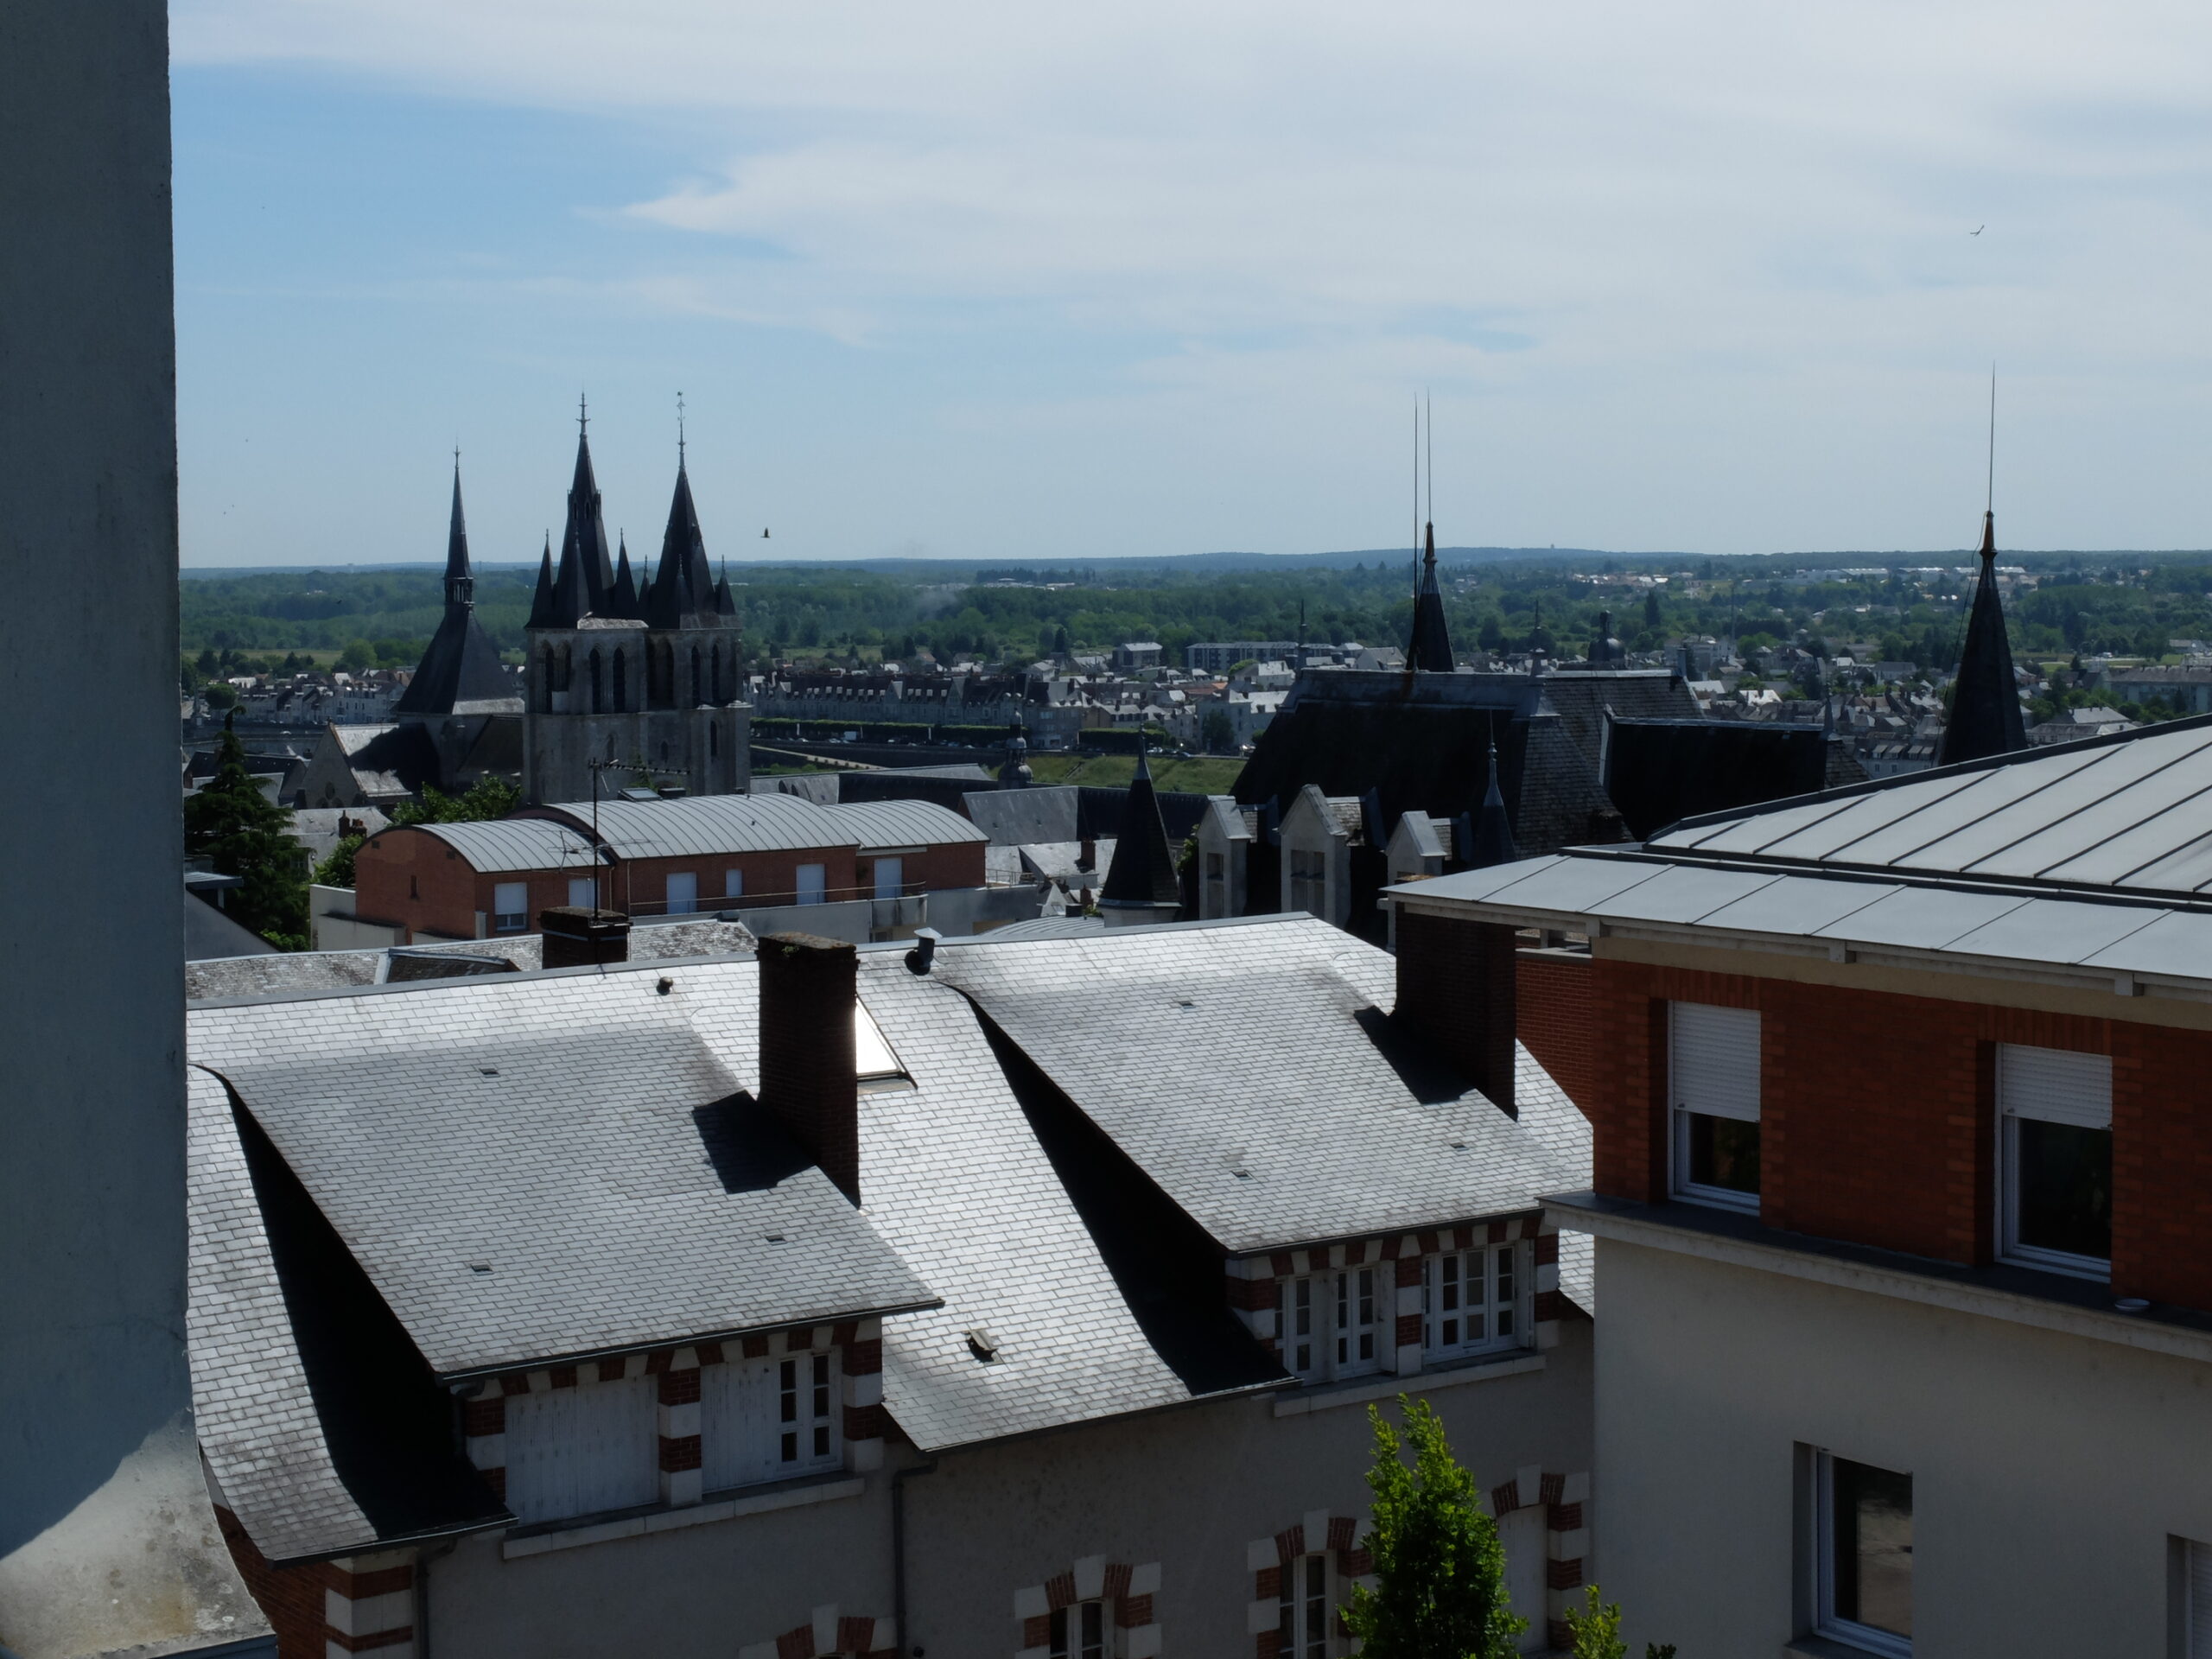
[578,391,588,437]
[677,390,687,467]
[1986,362,1996,516]
[1426,386,1433,531]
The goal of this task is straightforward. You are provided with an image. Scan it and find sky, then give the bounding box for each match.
[172,1,2212,567]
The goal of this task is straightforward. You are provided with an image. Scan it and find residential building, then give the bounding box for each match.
[524,416,750,804]
[1388,709,2212,1656]
[1112,640,1164,671]
[1185,641,1300,675]
[189,917,1595,1658]
[352,792,988,942]
[2092,665,2212,715]
[2027,706,2139,746]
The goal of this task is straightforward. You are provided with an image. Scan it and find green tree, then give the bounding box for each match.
[202,679,239,711]
[1342,1397,1524,1659]
[311,836,364,890]
[184,720,308,949]
[337,639,374,671]
[1561,1586,1673,1659]
[1200,709,1236,753]
[389,774,521,828]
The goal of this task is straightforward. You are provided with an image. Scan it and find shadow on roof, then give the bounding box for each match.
[237,1099,506,1558]
[1352,1005,1491,1109]
[691,1094,816,1194]
[976,1015,1287,1400]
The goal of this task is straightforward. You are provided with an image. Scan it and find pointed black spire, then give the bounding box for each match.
[1469,732,1517,868]
[397,460,517,715]
[1408,522,1453,671]
[649,456,717,629]
[611,535,639,620]
[1100,739,1182,915]
[442,456,473,608]
[1937,510,2027,766]
[526,535,554,630]
[551,408,617,621]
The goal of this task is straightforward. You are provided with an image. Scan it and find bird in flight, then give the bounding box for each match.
[1970,225,1985,235]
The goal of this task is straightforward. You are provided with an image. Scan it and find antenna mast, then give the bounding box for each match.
[1986,364,1996,513]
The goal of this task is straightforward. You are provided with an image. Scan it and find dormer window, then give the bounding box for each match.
[1423,1242,1522,1360]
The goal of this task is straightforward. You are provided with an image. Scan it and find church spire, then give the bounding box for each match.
[550,400,616,622]
[611,534,640,620]
[1936,509,2027,765]
[1408,521,1454,671]
[443,453,474,608]
[527,533,554,630]
[648,446,717,629]
[1099,737,1182,918]
[1469,731,1516,868]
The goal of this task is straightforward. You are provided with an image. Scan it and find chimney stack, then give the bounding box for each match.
[1394,906,1517,1116]
[539,906,629,970]
[758,932,860,1203]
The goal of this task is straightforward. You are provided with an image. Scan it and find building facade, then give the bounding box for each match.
[189,918,1594,1659]
[524,420,750,804]
[1390,712,2212,1657]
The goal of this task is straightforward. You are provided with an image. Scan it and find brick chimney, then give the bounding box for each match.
[758,932,860,1203]
[1394,906,1517,1116]
[538,906,629,970]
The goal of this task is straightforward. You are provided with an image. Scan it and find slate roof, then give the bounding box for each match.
[394,467,518,718]
[930,918,1576,1254]
[188,977,936,1377]
[188,1070,507,1563]
[963,785,1210,848]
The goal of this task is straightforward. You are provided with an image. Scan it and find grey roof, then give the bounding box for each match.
[1651,714,2212,900]
[1389,848,2212,990]
[825,798,988,853]
[188,976,936,1377]
[964,787,1082,844]
[980,916,1109,942]
[931,918,1575,1254]
[412,817,602,873]
[188,1071,505,1563]
[537,793,842,858]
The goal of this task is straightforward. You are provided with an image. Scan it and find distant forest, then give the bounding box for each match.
[178,553,2212,676]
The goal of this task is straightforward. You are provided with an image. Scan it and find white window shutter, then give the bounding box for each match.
[504,1376,658,1524]
[1999,1045,2112,1129]
[1670,1003,1761,1123]
[702,1356,779,1492]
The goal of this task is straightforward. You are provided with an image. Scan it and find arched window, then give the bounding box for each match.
[690,646,703,708]
[613,650,627,712]
[588,649,604,714]
[710,723,719,759]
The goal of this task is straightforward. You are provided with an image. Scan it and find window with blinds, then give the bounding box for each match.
[2183,1538,2212,1658]
[1670,1002,1762,1211]
[1998,1045,2113,1276]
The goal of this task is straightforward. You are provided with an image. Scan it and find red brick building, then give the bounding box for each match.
[1393,714,2212,1659]
[354,792,987,942]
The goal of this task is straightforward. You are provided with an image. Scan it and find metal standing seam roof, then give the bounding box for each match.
[187,973,938,1379]
[1650,715,2212,899]
[411,817,602,873]
[930,918,1579,1255]
[539,792,857,859]
[1389,850,2212,988]
[823,798,989,853]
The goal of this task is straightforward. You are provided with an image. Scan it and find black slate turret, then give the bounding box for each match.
[1099,742,1182,916]
[395,461,514,716]
[1936,511,2027,766]
[1408,522,1453,672]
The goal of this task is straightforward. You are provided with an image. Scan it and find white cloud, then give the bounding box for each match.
[175,0,2212,554]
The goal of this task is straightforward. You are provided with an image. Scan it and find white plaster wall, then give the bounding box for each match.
[1591,1237,2212,1657]
[423,1325,1590,1659]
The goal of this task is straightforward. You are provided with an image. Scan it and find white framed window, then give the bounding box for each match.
[503,1376,658,1524]
[1814,1451,1913,1656]
[567,874,598,909]
[492,881,528,932]
[1279,1553,1329,1659]
[1281,1275,1319,1377]
[724,868,744,899]
[1334,1266,1382,1376]
[701,1350,840,1493]
[2179,1537,2212,1657]
[1670,1001,1761,1211]
[1997,1044,2112,1279]
[873,856,904,900]
[1423,1243,1522,1360]
[797,863,827,905]
[665,871,698,915]
[1049,1600,1107,1659]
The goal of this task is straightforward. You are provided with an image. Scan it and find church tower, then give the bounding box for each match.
[523,404,750,804]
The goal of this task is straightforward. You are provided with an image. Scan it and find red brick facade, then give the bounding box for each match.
[354,823,985,943]
[1396,910,1519,1114]
[1516,949,1595,1112]
[216,1506,412,1659]
[1584,954,2212,1303]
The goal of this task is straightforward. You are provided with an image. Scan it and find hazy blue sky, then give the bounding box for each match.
[172,1,2212,567]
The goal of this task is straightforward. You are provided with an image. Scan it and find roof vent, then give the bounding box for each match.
[905,927,943,976]
[965,1327,1001,1363]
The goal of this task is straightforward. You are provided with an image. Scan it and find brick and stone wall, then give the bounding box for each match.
[217,1506,416,1659]
[1013,1556,1162,1659]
